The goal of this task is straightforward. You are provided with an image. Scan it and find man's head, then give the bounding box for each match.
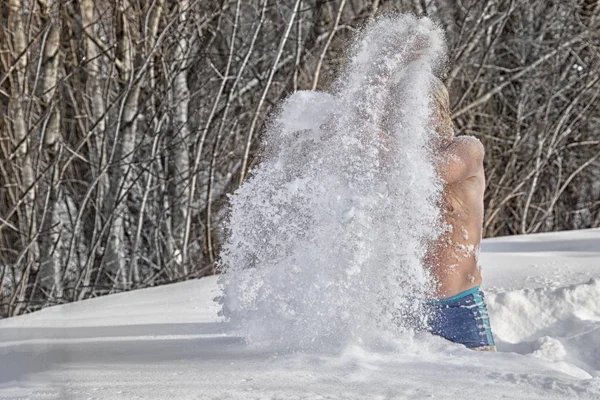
[430,77,454,147]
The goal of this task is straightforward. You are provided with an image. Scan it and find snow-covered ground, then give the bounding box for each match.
[1,229,599,399]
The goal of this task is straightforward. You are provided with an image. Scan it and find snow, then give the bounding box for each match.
[220,15,447,349]
[481,229,600,290]
[1,229,599,399]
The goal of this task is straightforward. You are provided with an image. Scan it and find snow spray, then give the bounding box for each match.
[218,15,447,349]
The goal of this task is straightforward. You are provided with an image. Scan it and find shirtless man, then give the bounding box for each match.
[425,78,496,351]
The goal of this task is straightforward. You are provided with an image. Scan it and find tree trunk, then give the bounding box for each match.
[169,0,192,276]
[39,0,64,301]
[105,1,141,290]
[7,0,40,316]
[79,0,110,299]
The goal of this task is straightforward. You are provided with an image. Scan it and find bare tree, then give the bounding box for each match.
[38,0,64,301]
[5,0,40,316]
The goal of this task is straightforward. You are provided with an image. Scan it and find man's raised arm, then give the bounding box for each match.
[436,136,485,184]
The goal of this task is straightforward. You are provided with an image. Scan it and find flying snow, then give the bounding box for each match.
[218,15,447,349]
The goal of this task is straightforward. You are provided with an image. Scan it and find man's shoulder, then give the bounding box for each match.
[451,135,484,153]
[445,136,485,164]
[437,135,485,184]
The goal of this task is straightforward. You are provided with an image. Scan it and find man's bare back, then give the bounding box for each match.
[429,136,485,298]
[419,78,496,350]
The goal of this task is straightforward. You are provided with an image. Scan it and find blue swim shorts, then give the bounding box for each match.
[427,286,495,349]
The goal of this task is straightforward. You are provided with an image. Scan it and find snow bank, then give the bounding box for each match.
[487,277,600,379]
[1,230,600,399]
[220,15,447,349]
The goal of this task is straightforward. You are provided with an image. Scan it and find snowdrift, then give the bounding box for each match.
[1,229,599,399]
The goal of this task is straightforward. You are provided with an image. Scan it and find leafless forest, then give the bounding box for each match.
[1,0,599,317]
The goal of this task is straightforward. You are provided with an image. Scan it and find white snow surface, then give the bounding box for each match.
[1,228,600,399]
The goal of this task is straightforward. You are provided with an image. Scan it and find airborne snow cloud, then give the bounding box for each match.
[219,15,447,349]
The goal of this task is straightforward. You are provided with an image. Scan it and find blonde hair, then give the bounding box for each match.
[430,77,454,141]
